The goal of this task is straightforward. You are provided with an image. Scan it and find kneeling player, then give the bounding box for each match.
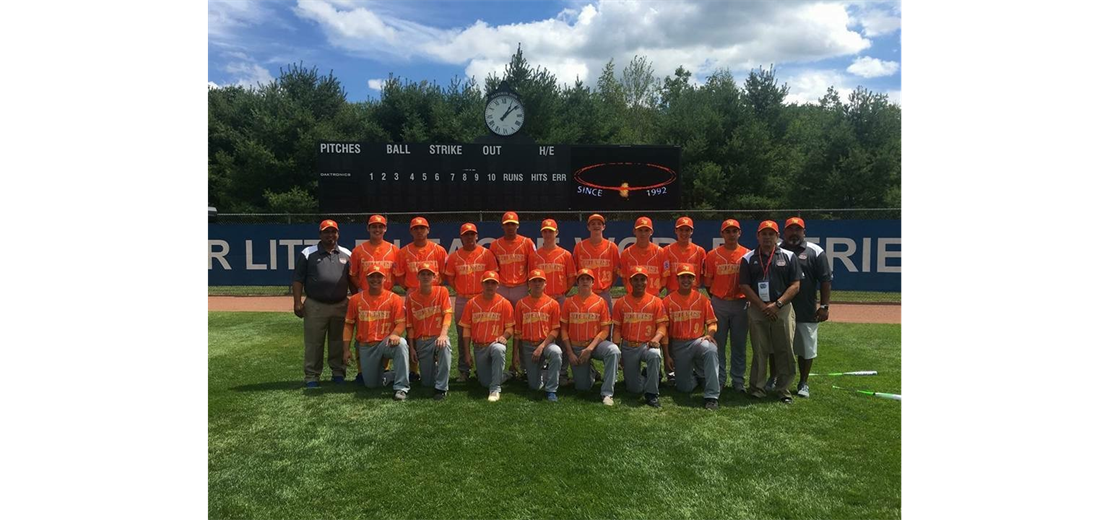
[459,271,515,402]
[662,263,721,410]
[612,267,668,408]
[514,269,563,402]
[406,262,453,400]
[561,268,620,406]
[343,265,411,400]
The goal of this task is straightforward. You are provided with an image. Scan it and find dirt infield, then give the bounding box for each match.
[208,297,900,324]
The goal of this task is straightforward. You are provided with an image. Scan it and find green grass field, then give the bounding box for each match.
[209,312,901,519]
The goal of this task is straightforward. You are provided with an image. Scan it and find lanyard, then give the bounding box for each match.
[761,245,775,282]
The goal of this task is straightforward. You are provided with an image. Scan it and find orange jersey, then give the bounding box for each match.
[663,242,707,294]
[529,246,576,297]
[612,293,668,344]
[395,242,448,289]
[514,294,562,342]
[619,242,669,296]
[490,236,536,287]
[458,293,514,344]
[344,291,406,344]
[704,245,750,299]
[349,240,400,292]
[560,293,612,344]
[405,286,452,338]
[445,246,498,297]
[573,239,620,292]
[663,290,718,340]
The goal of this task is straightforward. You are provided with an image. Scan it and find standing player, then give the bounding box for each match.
[780,217,832,398]
[619,216,669,297]
[347,214,400,385]
[561,268,621,405]
[572,214,621,309]
[395,216,448,295]
[662,217,706,296]
[458,271,515,402]
[662,263,721,410]
[703,219,752,392]
[444,222,498,382]
[529,218,577,386]
[342,265,410,400]
[490,211,536,305]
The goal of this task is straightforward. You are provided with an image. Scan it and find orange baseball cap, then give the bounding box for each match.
[634,216,653,230]
[481,271,500,284]
[527,269,547,281]
[366,264,387,277]
[628,266,649,279]
[460,222,478,235]
[319,219,338,231]
[675,217,694,229]
[575,268,596,280]
[410,217,429,229]
[368,214,387,225]
[541,219,558,232]
[785,217,805,229]
[754,218,781,233]
[417,262,438,275]
[675,263,697,277]
[502,211,520,225]
[720,219,740,232]
[587,213,605,224]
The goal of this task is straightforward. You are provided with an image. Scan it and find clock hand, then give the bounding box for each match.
[500,104,518,121]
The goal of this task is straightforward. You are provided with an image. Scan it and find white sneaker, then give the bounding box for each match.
[488,391,501,402]
[602,396,614,406]
[797,384,810,398]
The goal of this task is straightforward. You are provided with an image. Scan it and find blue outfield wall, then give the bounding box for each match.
[208,220,901,291]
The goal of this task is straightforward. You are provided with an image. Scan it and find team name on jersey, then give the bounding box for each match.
[569,312,601,324]
[670,310,702,321]
[630,265,660,275]
[715,264,740,275]
[522,312,550,324]
[455,262,486,274]
[579,258,611,269]
[359,310,392,320]
[412,304,441,320]
[536,262,564,272]
[622,312,654,324]
[472,312,503,323]
[497,254,526,264]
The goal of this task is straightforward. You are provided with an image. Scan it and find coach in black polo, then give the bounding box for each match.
[738,220,802,403]
[781,217,832,398]
[293,219,355,388]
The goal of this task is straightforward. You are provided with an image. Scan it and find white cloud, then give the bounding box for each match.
[886,89,901,105]
[847,56,899,78]
[852,1,896,36]
[783,70,854,105]
[209,0,274,40]
[223,61,275,89]
[367,78,385,91]
[208,81,220,89]
[294,0,872,87]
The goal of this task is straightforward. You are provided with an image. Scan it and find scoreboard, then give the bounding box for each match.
[317,142,680,212]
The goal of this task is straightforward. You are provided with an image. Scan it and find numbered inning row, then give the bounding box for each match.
[320,172,570,183]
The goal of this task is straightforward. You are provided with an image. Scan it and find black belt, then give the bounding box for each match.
[309,297,347,304]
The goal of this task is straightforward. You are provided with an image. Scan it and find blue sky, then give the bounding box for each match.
[209,0,901,104]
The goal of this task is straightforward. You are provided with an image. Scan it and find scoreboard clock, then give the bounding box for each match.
[484,86,525,137]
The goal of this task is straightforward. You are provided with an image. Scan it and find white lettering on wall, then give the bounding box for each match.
[245,240,267,270]
[878,238,901,273]
[825,238,858,273]
[209,240,231,270]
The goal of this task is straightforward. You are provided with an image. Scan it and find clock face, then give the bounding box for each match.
[484,94,524,136]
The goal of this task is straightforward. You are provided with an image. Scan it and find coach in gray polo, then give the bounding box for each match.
[293,219,355,388]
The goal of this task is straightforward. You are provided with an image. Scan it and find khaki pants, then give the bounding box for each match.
[747,302,796,399]
[303,297,348,382]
